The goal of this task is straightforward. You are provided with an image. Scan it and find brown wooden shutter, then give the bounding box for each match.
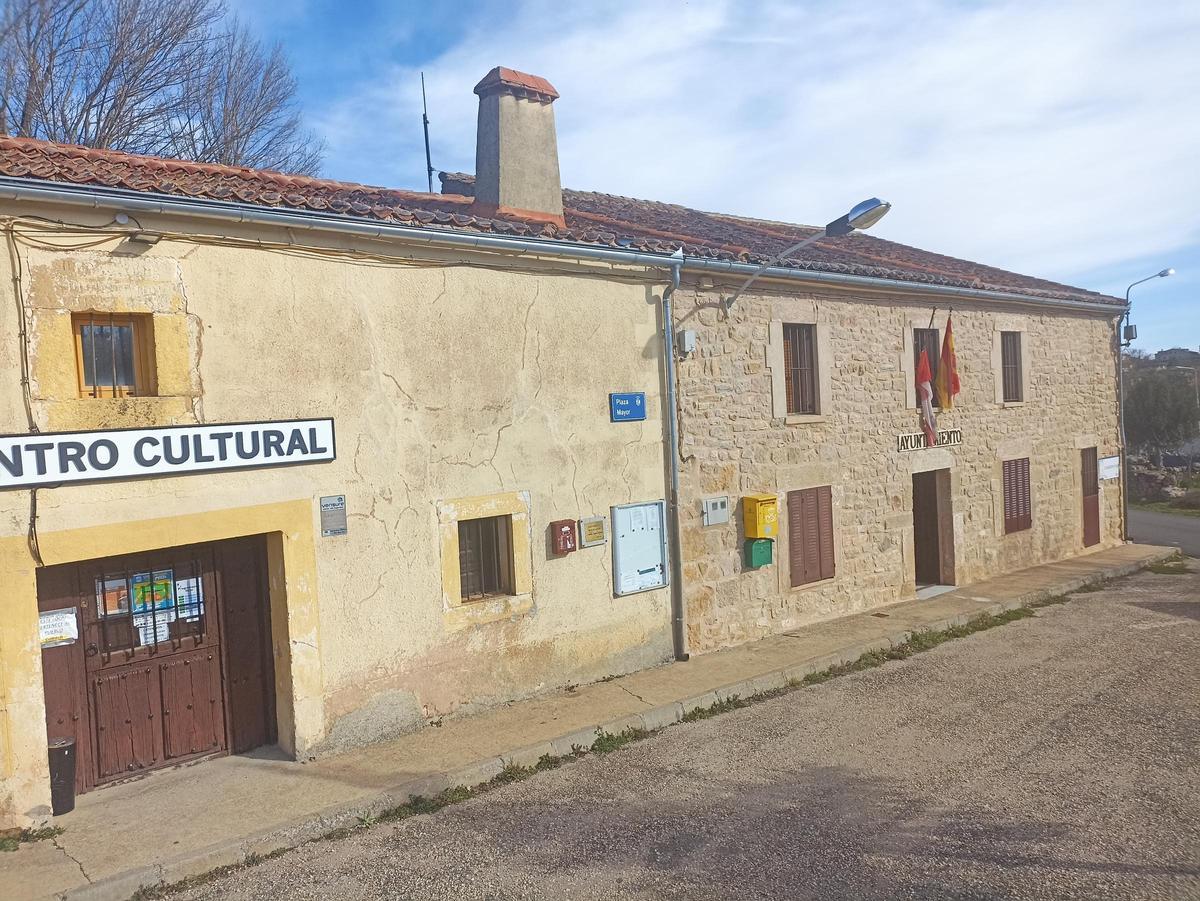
[788,486,835,586]
[1001,331,1023,402]
[914,328,940,389]
[1002,458,1031,533]
[816,485,835,580]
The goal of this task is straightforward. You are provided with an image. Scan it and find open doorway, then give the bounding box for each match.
[912,469,955,594]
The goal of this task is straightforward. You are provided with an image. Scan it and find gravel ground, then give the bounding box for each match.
[171,565,1200,901]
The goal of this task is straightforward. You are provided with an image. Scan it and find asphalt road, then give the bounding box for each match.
[174,567,1200,901]
[1130,507,1200,557]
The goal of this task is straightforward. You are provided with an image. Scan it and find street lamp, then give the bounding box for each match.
[1117,266,1175,540]
[723,198,891,312]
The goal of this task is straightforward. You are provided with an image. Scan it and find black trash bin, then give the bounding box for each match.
[48,737,76,816]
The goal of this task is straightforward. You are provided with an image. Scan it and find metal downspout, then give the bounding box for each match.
[1116,304,1131,542]
[662,260,688,661]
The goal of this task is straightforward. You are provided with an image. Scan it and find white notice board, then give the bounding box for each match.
[1098,456,1120,481]
[611,500,668,597]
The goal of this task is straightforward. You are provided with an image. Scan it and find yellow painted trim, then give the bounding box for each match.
[437,490,533,620]
[0,499,324,828]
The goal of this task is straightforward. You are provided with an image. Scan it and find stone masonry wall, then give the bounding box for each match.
[675,284,1123,653]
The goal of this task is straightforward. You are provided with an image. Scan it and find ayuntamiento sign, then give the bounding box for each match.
[0,419,335,490]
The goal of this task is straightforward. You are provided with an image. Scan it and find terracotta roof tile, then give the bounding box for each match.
[0,136,1119,305]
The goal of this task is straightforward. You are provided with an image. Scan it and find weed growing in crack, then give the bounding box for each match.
[0,825,64,852]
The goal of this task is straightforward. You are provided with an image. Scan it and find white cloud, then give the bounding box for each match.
[310,0,1200,290]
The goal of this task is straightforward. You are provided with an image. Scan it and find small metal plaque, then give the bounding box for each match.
[320,495,347,537]
[1098,455,1120,480]
[579,515,608,547]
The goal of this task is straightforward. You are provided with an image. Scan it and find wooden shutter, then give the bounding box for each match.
[782,323,818,415]
[788,486,835,587]
[816,485,835,581]
[914,328,940,389]
[1002,458,1031,533]
[1001,331,1023,402]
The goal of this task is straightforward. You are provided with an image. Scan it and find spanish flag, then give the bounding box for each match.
[935,314,961,409]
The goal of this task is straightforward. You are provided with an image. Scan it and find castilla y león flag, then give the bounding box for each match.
[935,314,961,409]
[916,348,938,447]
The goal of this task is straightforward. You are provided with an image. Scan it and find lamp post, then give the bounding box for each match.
[723,198,891,312]
[1117,267,1175,540]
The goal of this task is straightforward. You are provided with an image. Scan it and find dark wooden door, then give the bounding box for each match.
[913,471,942,585]
[37,565,95,793]
[218,537,276,753]
[38,537,275,793]
[1082,448,1100,547]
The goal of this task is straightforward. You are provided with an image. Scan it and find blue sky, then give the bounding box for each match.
[237,0,1198,352]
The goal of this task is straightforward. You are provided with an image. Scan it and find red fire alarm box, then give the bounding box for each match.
[550,519,578,555]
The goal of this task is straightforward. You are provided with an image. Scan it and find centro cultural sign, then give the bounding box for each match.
[0,419,335,490]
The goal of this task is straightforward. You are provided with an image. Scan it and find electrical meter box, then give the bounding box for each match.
[611,500,668,597]
[701,496,730,526]
[743,493,779,539]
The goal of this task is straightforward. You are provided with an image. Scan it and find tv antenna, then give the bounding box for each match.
[421,72,434,193]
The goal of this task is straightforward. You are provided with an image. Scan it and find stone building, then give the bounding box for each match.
[0,66,1124,829]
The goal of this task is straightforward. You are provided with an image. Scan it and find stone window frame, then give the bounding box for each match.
[991,438,1034,538]
[438,490,534,631]
[990,315,1031,407]
[901,312,943,409]
[773,464,841,593]
[768,314,831,424]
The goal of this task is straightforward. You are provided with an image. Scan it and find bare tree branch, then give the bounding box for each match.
[0,0,323,174]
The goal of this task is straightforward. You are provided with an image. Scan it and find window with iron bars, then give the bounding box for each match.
[72,312,156,398]
[782,323,819,415]
[458,515,515,601]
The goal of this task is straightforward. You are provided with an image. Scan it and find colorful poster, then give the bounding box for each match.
[98,577,129,614]
[131,570,175,612]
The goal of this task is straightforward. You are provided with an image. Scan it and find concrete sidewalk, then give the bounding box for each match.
[1,543,1174,901]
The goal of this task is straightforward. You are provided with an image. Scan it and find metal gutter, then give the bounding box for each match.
[0,176,1125,314]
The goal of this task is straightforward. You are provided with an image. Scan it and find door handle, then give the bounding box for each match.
[85,643,98,657]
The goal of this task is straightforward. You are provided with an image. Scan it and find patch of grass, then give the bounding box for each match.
[1148,558,1190,575]
[682,695,751,722]
[591,727,650,753]
[0,825,64,852]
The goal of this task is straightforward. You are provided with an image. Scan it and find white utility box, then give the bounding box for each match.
[611,500,668,597]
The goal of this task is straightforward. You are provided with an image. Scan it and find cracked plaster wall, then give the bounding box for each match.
[0,229,672,825]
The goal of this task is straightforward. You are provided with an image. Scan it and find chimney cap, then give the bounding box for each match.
[474,67,560,103]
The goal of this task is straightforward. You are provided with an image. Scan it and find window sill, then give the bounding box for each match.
[1001,401,1026,408]
[784,413,826,425]
[444,592,533,632]
[788,575,835,592]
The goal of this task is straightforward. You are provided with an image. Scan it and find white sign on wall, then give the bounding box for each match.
[0,419,335,490]
[1098,455,1121,480]
[39,607,78,648]
[611,500,668,597]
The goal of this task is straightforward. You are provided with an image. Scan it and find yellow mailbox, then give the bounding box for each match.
[743,493,779,539]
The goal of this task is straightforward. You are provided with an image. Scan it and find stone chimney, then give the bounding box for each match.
[472,67,564,227]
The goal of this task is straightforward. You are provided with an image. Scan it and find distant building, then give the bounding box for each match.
[0,66,1124,828]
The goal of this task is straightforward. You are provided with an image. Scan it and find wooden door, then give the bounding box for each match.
[38,565,95,793]
[913,471,942,585]
[218,536,276,753]
[1082,448,1100,547]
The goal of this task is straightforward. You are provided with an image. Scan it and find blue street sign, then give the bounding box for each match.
[609,392,647,422]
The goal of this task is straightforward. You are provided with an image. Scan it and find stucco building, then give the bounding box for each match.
[0,67,1124,829]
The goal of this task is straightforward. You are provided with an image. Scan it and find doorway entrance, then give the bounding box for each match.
[1081,448,1100,547]
[912,469,955,589]
[38,535,275,795]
